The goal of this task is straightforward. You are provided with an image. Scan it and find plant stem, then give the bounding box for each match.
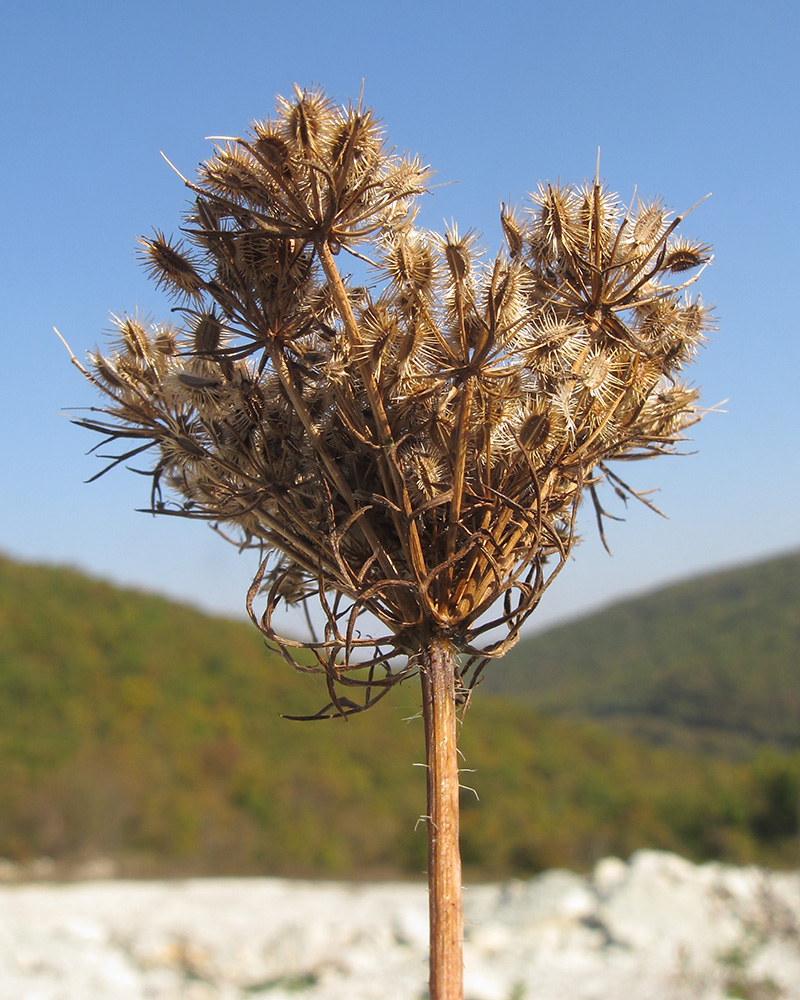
[421,637,463,1000]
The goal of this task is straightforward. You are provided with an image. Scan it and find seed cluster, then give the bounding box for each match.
[72,86,712,714]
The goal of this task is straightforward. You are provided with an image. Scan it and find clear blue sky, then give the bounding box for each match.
[2,0,798,633]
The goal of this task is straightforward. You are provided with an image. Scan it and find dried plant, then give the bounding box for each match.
[64,86,713,1000]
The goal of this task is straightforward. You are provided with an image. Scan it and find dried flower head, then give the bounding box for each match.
[67,87,713,717]
[64,87,718,1000]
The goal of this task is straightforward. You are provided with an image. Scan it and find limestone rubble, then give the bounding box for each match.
[1,851,799,1000]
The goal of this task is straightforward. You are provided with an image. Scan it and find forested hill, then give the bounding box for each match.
[1,551,798,879]
[483,551,800,758]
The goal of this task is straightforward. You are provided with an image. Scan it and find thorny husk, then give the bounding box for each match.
[67,86,713,716]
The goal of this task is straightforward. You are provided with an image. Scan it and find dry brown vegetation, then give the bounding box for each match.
[65,86,713,999]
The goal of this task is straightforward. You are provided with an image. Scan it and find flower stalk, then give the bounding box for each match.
[421,638,463,1000]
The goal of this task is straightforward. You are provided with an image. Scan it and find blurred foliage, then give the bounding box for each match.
[0,552,798,878]
[486,551,800,759]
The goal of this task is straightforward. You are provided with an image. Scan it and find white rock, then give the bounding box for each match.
[596,850,742,954]
[494,868,594,926]
[592,855,628,895]
[391,903,429,950]
[2,854,800,1000]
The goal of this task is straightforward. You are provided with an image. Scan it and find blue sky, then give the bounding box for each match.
[2,0,798,633]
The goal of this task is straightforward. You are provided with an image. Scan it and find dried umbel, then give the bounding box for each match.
[65,85,713,999]
[68,88,711,705]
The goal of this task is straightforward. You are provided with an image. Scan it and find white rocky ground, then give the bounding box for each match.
[1,851,799,1000]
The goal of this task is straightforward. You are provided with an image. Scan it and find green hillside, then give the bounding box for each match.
[483,551,800,757]
[0,552,798,878]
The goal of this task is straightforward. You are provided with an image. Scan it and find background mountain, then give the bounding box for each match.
[482,550,800,759]
[0,551,798,880]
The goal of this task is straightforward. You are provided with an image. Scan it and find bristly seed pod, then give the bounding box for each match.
[580,351,612,393]
[500,204,525,258]
[443,229,473,282]
[192,312,225,355]
[576,180,619,252]
[531,182,580,256]
[401,444,450,503]
[91,352,129,390]
[384,231,436,294]
[663,237,713,273]
[632,199,666,246]
[154,325,179,356]
[518,411,550,451]
[329,109,382,173]
[110,312,152,361]
[200,145,273,208]
[277,85,335,154]
[251,125,293,173]
[137,231,204,300]
[676,298,713,349]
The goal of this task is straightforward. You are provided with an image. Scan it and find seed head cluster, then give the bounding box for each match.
[71,86,713,715]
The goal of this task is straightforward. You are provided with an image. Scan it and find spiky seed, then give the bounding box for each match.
[138,232,204,299]
[402,445,449,503]
[444,234,471,281]
[329,109,382,173]
[201,145,273,207]
[676,299,713,347]
[577,180,618,252]
[519,411,550,451]
[192,313,225,355]
[632,200,666,245]
[500,205,525,258]
[110,313,152,360]
[91,353,128,389]
[193,198,223,234]
[532,182,579,255]
[663,238,712,273]
[581,351,611,392]
[386,233,436,292]
[277,85,336,154]
[155,326,178,356]
[251,125,292,172]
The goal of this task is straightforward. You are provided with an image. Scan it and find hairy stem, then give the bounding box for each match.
[421,638,463,1000]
